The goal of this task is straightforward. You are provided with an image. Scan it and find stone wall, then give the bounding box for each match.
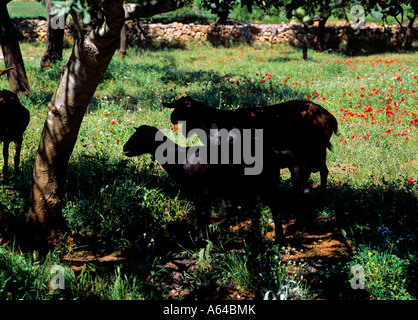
[11,17,418,52]
[11,17,76,45]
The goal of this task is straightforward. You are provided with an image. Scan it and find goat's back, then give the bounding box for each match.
[0,90,30,142]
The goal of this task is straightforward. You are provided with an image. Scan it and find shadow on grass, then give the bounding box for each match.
[1,147,416,299]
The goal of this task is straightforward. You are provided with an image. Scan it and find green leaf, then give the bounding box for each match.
[83,12,91,25]
[51,0,66,7]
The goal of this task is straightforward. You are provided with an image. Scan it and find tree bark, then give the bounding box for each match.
[137,20,146,55]
[0,0,30,94]
[302,24,309,60]
[28,0,186,248]
[40,0,66,69]
[27,1,126,246]
[404,15,416,49]
[316,16,329,52]
[119,22,127,59]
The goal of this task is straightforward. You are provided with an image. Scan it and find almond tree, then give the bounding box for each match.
[40,0,67,69]
[0,0,30,94]
[27,0,185,247]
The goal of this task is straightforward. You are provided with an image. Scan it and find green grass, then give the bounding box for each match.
[0,40,417,300]
[7,0,46,19]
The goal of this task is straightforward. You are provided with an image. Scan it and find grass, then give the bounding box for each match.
[7,0,46,19]
[0,39,417,300]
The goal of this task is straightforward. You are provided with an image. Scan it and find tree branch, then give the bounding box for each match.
[302,0,352,26]
[124,0,185,20]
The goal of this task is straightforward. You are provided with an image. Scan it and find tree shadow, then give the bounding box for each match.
[1,140,416,299]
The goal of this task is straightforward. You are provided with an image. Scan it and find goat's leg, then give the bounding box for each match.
[263,188,285,245]
[2,141,9,176]
[14,140,22,173]
[319,165,329,194]
[194,196,212,240]
[289,166,301,195]
[300,168,312,195]
[270,201,285,245]
[289,165,311,195]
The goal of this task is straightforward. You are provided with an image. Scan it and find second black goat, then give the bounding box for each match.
[123,125,284,243]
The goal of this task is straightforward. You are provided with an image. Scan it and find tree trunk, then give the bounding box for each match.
[119,22,127,59]
[40,0,66,69]
[302,24,309,60]
[404,16,416,49]
[137,20,146,55]
[27,2,126,247]
[316,16,329,52]
[0,0,30,94]
[28,0,185,248]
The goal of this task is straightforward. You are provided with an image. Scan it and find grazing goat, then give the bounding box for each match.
[163,96,338,195]
[0,67,30,176]
[123,125,285,243]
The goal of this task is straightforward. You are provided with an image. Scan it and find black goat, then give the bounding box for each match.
[0,68,30,176]
[163,96,338,195]
[123,125,284,243]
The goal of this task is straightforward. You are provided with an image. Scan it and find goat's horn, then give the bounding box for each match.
[0,67,14,77]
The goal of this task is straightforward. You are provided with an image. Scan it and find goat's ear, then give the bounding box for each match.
[184,99,192,108]
[0,67,14,77]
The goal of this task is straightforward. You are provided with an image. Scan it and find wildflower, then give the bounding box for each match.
[111,120,115,125]
[172,124,179,131]
[104,113,109,117]
[406,178,414,185]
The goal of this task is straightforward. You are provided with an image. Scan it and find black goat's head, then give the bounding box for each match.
[123,125,160,157]
[163,96,195,125]
[163,96,213,135]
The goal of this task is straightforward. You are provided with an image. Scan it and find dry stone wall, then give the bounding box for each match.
[11,17,417,52]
